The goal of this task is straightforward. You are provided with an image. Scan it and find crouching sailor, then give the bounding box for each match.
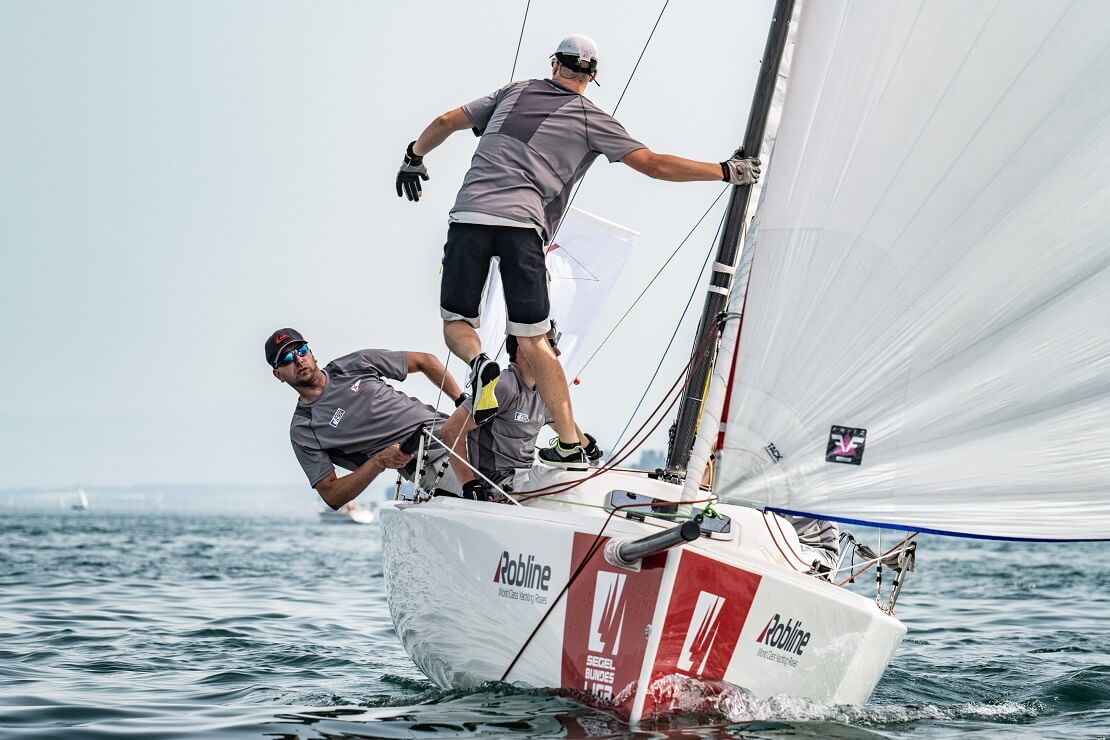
[437,325,601,501]
[787,515,840,573]
[265,328,465,507]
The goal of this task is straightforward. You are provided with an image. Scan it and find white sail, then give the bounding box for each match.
[715,0,1110,540]
[478,207,637,372]
[682,0,800,503]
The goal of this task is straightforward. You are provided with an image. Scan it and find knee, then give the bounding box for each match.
[516,334,553,361]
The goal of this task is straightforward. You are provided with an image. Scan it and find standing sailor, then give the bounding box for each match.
[397,34,761,469]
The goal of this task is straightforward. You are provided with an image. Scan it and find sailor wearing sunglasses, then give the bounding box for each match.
[266,328,466,509]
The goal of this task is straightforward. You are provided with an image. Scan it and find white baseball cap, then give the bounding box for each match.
[554,34,599,70]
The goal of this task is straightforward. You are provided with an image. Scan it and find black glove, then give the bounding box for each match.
[462,479,491,502]
[583,432,603,462]
[454,392,469,408]
[396,141,430,202]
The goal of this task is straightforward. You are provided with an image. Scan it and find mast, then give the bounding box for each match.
[664,0,796,478]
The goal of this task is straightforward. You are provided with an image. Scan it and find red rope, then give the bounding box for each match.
[519,323,721,502]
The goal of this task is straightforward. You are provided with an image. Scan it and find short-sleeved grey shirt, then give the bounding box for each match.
[453,79,645,242]
[788,516,840,556]
[464,364,549,486]
[289,350,442,487]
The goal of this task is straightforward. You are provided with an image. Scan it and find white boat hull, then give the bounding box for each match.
[381,469,904,723]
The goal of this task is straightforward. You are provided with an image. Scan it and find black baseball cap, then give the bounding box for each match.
[265,327,306,367]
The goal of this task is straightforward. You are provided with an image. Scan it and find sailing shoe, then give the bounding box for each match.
[468,353,500,425]
[538,438,589,471]
[583,433,604,462]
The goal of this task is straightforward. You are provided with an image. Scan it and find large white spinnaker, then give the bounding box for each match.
[713,0,1110,540]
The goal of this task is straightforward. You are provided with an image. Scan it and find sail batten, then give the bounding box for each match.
[713,0,1110,541]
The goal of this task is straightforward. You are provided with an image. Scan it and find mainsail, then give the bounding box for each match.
[712,0,1110,540]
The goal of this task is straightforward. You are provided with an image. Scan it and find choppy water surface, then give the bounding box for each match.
[0,512,1106,739]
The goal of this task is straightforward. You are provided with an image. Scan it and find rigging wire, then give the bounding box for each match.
[612,0,670,114]
[518,322,722,502]
[508,0,531,82]
[573,186,729,382]
[548,0,671,242]
[608,208,728,455]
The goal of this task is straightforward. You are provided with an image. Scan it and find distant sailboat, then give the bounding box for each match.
[318,500,375,525]
[71,488,89,511]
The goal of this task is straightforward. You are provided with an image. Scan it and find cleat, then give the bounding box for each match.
[468,353,500,425]
[538,438,588,471]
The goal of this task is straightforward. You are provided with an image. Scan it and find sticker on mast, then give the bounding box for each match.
[826,425,867,465]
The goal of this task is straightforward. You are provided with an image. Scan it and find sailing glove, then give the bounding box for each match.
[462,479,491,502]
[720,155,761,186]
[583,433,604,462]
[396,141,429,202]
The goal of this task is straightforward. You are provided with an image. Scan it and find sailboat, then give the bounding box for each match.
[318,500,376,525]
[380,0,1110,724]
[71,488,90,511]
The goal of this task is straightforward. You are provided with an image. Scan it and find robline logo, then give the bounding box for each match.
[493,551,552,591]
[756,613,811,655]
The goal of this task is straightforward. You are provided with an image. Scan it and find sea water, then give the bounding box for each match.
[1,511,1106,739]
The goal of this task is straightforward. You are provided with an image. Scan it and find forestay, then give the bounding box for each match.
[714,0,1110,540]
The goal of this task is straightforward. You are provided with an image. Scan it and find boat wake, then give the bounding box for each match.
[292,675,1042,737]
[624,675,1041,728]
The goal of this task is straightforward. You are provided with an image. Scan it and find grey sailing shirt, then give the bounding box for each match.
[288,350,442,487]
[453,79,645,242]
[464,365,550,486]
[789,516,841,559]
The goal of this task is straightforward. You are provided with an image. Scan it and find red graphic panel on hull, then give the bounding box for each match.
[561,532,666,718]
[643,551,761,716]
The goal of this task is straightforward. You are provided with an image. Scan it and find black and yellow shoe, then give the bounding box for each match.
[468,353,500,425]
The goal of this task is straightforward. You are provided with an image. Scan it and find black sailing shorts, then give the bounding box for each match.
[439,222,551,337]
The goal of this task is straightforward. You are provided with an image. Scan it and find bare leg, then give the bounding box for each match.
[443,320,482,364]
[517,334,581,445]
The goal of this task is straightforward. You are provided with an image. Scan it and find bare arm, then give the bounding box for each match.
[406,351,463,401]
[314,444,412,509]
[412,107,473,157]
[620,148,724,182]
[439,406,478,485]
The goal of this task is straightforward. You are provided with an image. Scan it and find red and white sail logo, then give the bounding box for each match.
[676,591,726,675]
[588,571,627,654]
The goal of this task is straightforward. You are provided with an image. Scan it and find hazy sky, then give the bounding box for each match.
[1,0,775,489]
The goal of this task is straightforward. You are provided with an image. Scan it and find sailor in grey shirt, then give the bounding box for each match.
[397,33,762,471]
[265,327,465,509]
[788,516,841,572]
[437,327,600,500]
